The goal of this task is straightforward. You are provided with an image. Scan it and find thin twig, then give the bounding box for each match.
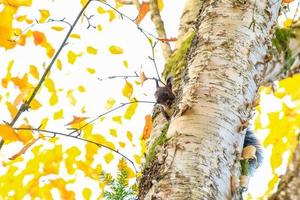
[68,100,156,135]
[12,17,72,42]
[15,127,139,174]
[0,0,93,150]
[98,74,165,85]
[93,0,159,40]
[83,13,96,29]
[93,0,165,82]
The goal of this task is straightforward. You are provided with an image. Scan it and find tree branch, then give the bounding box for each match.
[263,20,300,84]
[149,0,172,61]
[15,127,139,174]
[67,100,156,135]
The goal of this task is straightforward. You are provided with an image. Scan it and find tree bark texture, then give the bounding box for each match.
[139,0,281,199]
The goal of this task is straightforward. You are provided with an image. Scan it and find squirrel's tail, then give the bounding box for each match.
[243,130,263,175]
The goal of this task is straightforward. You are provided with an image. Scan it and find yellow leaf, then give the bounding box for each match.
[0,6,15,49]
[65,115,88,126]
[157,0,164,10]
[17,124,33,143]
[279,74,300,100]
[85,142,98,161]
[87,46,98,55]
[284,18,293,28]
[109,45,123,54]
[67,50,77,64]
[39,9,50,23]
[30,99,41,110]
[123,60,128,68]
[45,77,55,92]
[118,158,128,171]
[56,59,62,70]
[122,80,133,99]
[29,65,39,80]
[80,0,88,6]
[127,131,133,142]
[40,117,49,129]
[6,0,32,7]
[97,6,105,14]
[104,152,114,164]
[81,106,86,113]
[11,74,31,91]
[86,67,96,74]
[70,33,81,39]
[0,124,20,141]
[97,24,102,32]
[105,97,116,109]
[16,15,26,22]
[54,109,64,120]
[119,142,126,148]
[82,188,91,200]
[2,60,14,88]
[51,26,64,31]
[109,129,117,137]
[134,154,141,165]
[67,90,77,105]
[124,101,138,120]
[267,175,279,195]
[112,116,122,124]
[107,10,115,22]
[6,102,17,118]
[50,93,58,106]
[78,85,86,92]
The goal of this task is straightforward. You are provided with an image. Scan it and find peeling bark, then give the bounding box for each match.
[139,0,281,199]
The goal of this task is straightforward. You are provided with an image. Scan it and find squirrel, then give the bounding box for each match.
[243,129,263,175]
[154,77,263,176]
[154,77,175,121]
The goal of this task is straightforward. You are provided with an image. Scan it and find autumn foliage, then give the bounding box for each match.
[0,0,300,199]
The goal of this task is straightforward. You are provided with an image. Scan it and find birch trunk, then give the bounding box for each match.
[139,0,281,199]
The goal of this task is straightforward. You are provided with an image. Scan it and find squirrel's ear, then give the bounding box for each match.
[166,76,173,89]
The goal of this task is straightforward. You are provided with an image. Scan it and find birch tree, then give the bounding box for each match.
[1,0,300,199]
[139,0,300,199]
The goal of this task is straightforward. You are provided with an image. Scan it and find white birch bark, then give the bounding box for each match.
[139,0,281,199]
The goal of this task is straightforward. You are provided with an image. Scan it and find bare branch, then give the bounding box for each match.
[98,73,165,85]
[67,100,156,135]
[263,22,300,83]
[15,127,139,174]
[149,0,172,61]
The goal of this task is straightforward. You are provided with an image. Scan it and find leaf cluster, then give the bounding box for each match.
[101,170,137,200]
[272,28,295,71]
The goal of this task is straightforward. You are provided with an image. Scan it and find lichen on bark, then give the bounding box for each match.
[162,32,195,92]
[138,123,169,199]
